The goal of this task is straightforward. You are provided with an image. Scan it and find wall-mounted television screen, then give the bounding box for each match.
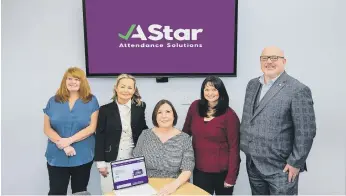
[83,0,238,77]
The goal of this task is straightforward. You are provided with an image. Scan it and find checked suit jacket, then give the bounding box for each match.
[240,71,316,175]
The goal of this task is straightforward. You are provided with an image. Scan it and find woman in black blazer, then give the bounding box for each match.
[94,74,148,193]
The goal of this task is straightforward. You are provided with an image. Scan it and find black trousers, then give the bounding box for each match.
[246,157,299,195]
[47,161,93,195]
[193,169,234,195]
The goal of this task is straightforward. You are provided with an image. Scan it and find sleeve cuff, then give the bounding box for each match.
[286,154,306,169]
[96,161,107,169]
[225,172,237,185]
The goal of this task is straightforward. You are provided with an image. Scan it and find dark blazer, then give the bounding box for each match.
[240,71,316,175]
[94,101,148,162]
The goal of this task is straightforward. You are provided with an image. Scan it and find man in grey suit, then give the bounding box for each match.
[240,46,316,195]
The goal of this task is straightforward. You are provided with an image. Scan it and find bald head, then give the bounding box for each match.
[260,46,286,82]
[261,46,285,57]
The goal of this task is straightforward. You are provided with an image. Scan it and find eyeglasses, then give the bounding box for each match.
[260,55,285,62]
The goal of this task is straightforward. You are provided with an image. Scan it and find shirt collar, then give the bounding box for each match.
[259,72,283,85]
[116,99,132,109]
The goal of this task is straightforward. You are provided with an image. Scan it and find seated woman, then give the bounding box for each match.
[133,99,195,195]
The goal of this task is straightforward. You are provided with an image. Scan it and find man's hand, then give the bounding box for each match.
[283,164,299,182]
[57,138,73,149]
[63,146,76,156]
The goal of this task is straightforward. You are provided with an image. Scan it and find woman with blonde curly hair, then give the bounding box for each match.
[94,74,148,193]
[43,67,99,195]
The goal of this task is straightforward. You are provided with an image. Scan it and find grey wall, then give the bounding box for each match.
[2,0,346,194]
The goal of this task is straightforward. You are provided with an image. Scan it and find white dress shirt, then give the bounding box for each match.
[258,72,283,102]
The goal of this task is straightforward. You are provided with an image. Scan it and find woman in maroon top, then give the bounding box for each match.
[182,76,240,195]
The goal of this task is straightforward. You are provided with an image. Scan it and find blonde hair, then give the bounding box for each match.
[112,74,142,106]
[55,67,92,103]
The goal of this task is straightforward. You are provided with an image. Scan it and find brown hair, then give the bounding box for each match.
[152,99,178,127]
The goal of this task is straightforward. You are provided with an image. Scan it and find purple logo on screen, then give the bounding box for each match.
[84,0,237,75]
[132,169,143,177]
[118,24,203,48]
